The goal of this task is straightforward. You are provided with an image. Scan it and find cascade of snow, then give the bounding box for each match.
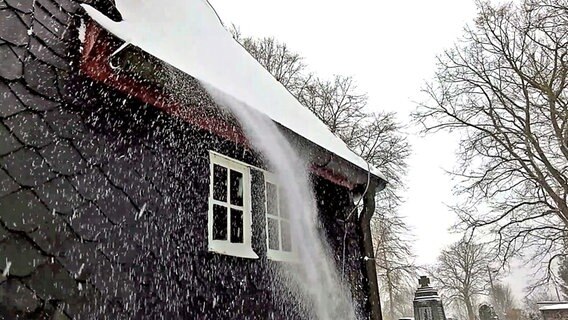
[204,84,356,320]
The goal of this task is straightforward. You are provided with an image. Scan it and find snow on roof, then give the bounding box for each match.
[414,295,441,301]
[81,0,385,181]
[539,303,568,311]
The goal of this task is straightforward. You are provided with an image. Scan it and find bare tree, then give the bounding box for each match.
[231,26,310,94]
[445,297,470,320]
[372,213,416,320]
[413,0,568,281]
[491,282,517,319]
[521,286,556,319]
[555,255,568,299]
[229,25,316,99]
[300,76,367,137]
[231,27,411,186]
[430,238,492,320]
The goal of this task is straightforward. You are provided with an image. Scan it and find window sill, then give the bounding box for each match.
[209,242,259,259]
[267,249,298,263]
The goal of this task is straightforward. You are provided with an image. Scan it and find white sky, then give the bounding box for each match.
[207,0,528,299]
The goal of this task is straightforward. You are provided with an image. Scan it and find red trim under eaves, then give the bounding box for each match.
[81,21,249,147]
[80,21,354,190]
[310,165,354,190]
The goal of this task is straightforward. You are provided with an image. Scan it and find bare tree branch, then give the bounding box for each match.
[413,0,568,286]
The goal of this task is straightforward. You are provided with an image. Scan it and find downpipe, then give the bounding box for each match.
[359,179,386,320]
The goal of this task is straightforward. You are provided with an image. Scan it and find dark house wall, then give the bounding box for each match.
[0,0,370,318]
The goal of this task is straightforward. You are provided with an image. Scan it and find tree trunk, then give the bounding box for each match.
[386,269,394,320]
[465,297,476,320]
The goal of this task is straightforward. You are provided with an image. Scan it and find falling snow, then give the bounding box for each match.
[0,0,378,318]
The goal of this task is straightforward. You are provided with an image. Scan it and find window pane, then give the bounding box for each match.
[281,221,292,252]
[213,165,227,202]
[212,204,227,240]
[279,190,289,219]
[267,217,280,250]
[266,182,278,216]
[230,209,244,243]
[230,170,243,206]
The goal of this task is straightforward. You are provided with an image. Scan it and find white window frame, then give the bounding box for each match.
[208,151,258,259]
[264,172,296,262]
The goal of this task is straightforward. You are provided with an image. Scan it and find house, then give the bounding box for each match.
[0,0,387,318]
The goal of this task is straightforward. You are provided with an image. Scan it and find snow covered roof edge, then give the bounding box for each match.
[538,303,568,311]
[81,0,386,182]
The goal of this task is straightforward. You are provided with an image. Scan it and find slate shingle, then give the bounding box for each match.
[70,168,113,201]
[23,56,60,98]
[0,122,22,156]
[0,9,29,46]
[89,253,132,300]
[36,0,71,26]
[14,9,31,28]
[0,82,26,118]
[100,226,142,265]
[0,278,40,314]
[0,44,23,80]
[51,309,72,320]
[68,202,113,241]
[0,148,55,187]
[35,4,66,39]
[53,0,79,14]
[26,261,78,301]
[9,81,59,111]
[29,37,69,70]
[44,107,85,139]
[102,158,142,193]
[3,111,55,148]
[62,282,101,318]
[35,176,84,214]
[40,140,87,175]
[57,239,98,282]
[126,176,161,214]
[0,235,46,277]
[0,169,19,198]
[72,133,113,165]
[28,213,76,255]
[95,185,137,225]
[0,224,8,242]
[4,0,33,13]
[0,189,52,232]
[32,21,68,57]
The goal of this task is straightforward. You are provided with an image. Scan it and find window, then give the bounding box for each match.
[208,152,258,259]
[264,173,295,261]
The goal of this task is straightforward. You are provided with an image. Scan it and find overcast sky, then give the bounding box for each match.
[207,0,529,298]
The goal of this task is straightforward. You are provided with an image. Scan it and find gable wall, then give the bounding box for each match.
[0,0,369,318]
